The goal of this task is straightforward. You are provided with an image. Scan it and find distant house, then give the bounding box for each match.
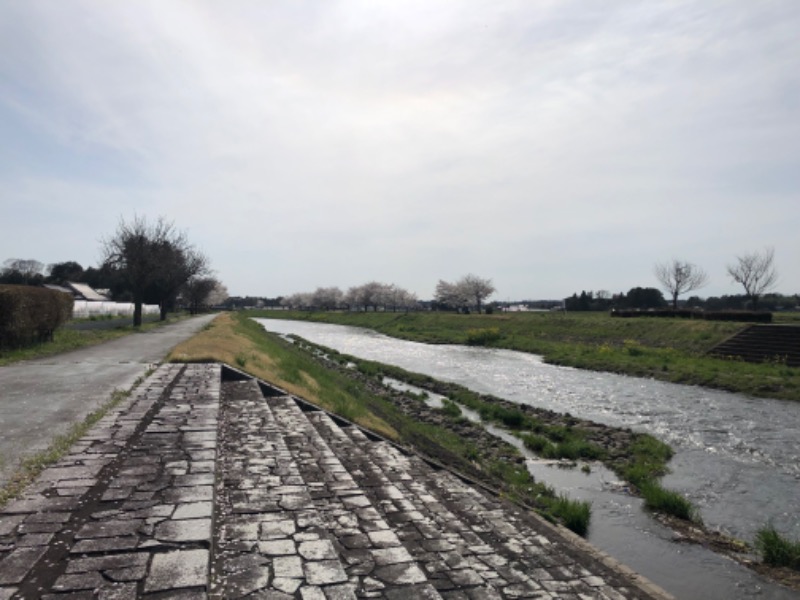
[44,282,109,302]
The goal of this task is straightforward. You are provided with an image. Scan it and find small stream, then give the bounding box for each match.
[256,318,800,599]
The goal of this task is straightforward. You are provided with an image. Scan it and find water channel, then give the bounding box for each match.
[255,318,800,599]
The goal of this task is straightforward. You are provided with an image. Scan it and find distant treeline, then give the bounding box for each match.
[564,288,799,312]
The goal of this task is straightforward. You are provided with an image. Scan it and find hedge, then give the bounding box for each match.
[0,285,74,349]
[610,308,772,323]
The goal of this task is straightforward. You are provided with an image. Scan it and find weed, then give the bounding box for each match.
[756,525,800,569]
[550,494,591,536]
[639,481,698,522]
[440,399,462,419]
[466,327,502,346]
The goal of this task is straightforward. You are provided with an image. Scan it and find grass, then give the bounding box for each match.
[0,312,192,366]
[551,494,592,536]
[521,433,605,461]
[639,481,697,521]
[252,310,800,401]
[756,526,800,570]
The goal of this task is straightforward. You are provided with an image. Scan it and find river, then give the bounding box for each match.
[255,318,799,599]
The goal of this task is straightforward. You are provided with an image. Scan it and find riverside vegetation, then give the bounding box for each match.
[252,309,800,402]
[168,313,699,536]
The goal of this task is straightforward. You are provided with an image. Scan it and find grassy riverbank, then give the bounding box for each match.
[251,310,800,401]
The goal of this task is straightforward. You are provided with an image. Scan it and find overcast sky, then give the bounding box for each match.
[2,1,798,300]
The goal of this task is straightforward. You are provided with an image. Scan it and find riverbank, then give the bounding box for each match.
[251,310,800,402]
[167,313,593,532]
[168,313,800,592]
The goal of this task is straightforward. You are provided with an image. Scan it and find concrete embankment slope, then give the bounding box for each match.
[0,363,672,599]
[0,314,217,487]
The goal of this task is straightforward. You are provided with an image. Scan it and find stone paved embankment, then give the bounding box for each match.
[0,363,672,599]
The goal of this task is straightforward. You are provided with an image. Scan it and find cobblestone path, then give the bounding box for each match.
[0,364,671,599]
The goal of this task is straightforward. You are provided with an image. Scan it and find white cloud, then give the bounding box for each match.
[1,0,798,298]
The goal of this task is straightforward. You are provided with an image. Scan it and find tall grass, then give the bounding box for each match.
[756,526,800,569]
[638,481,697,522]
[551,495,592,537]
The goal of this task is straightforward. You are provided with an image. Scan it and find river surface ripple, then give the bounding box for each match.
[256,318,800,599]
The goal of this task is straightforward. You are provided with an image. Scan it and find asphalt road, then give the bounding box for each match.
[0,313,217,486]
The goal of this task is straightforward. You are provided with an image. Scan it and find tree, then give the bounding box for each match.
[345,281,388,312]
[206,281,229,307]
[1,258,45,285]
[146,240,209,320]
[623,287,666,309]
[458,274,495,314]
[654,259,709,309]
[727,247,778,310]
[435,275,495,313]
[434,279,467,311]
[311,287,344,310]
[182,277,218,314]
[102,216,208,326]
[46,261,84,285]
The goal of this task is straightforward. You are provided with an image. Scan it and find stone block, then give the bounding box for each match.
[144,548,208,592]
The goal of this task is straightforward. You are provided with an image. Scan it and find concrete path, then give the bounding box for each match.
[0,314,217,486]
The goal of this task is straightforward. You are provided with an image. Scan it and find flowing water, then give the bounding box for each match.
[256,318,800,599]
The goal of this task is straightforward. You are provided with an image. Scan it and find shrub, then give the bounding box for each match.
[610,308,772,323]
[550,495,591,536]
[466,327,502,346]
[639,481,697,522]
[522,433,554,455]
[440,399,462,419]
[756,526,800,569]
[0,285,74,349]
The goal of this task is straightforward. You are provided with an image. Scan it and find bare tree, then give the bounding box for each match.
[148,241,209,320]
[654,259,709,309]
[727,247,778,310]
[102,216,208,326]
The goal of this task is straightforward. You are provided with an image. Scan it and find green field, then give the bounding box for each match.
[251,310,800,401]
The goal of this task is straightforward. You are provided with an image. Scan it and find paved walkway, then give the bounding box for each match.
[0,314,217,486]
[0,363,673,599]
